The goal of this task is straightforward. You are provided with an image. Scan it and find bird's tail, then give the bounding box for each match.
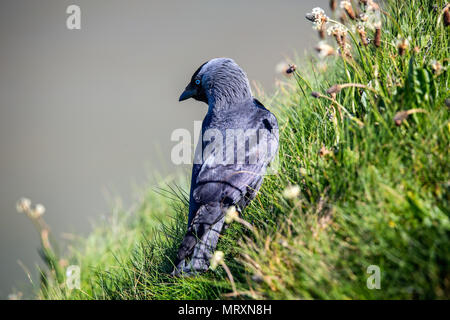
[172,203,225,276]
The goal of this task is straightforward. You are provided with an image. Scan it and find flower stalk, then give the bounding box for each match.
[210,251,237,297]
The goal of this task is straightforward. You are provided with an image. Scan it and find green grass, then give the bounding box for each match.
[28,0,449,299]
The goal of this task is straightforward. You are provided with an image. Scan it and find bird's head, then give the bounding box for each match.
[179,58,252,107]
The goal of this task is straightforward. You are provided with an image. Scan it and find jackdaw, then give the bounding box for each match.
[172,58,279,276]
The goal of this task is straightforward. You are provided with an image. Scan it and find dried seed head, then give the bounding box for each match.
[374,21,382,47]
[430,60,443,75]
[327,24,348,48]
[359,0,368,4]
[444,4,450,27]
[340,10,349,24]
[394,109,427,126]
[318,23,326,39]
[330,92,337,100]
[315,41,336,58]
[16,198,31,213]
[311,91,321,98]
[312,7,326,16]
[319,145,333,157]
[340,43,353,58]
[286,64,297,74]
[394,111,408,126]
[275,62,294,77]
[357,24,369,46]
[396,38,409,56]
[282,185,301,199]
[306,7,329,31]
[340,1,356,20]
[326,84,342,95]
[330,0,337,11]
[305,14,315,22]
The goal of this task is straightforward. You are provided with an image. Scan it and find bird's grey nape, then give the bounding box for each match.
[200,58,253,108]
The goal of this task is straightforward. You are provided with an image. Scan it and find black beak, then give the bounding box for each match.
[179,88,196,102]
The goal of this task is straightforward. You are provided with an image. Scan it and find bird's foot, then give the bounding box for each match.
[171,260,209,277]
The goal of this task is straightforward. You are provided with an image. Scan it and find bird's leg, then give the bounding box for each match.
[171,228,198,276]
[185,215,226,274]
[172,203,228,276]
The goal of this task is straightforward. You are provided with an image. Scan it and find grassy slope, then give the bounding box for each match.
[36,0,449,299]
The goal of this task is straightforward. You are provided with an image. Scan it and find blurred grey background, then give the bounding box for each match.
[0,0,326,298]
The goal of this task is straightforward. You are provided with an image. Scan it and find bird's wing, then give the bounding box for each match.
[192,109,279,207]
[174,103,278,274]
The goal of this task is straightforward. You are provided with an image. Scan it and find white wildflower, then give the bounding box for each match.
[275,61,289,74]
[340,0,351,9]
[16,198,31,213]
[367,0,380,12]
[224,206,239,224]
[315,41,335,58]
[365,9,381,31]
[282,185,300,199]
[306,7,329,31]
[327,24,348,37]
[210,251,224,270]
[33,204,46,218]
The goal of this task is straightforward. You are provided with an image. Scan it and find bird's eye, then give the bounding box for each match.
[195,79,201,85]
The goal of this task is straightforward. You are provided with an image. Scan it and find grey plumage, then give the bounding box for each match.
[173,58,279,276]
